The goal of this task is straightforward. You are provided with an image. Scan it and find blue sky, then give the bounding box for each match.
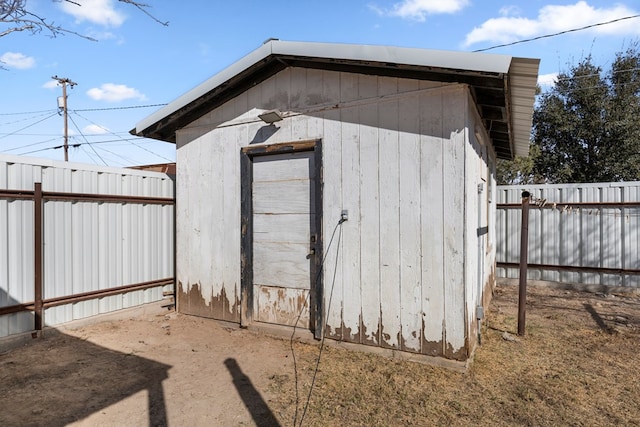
[1,0,639,167]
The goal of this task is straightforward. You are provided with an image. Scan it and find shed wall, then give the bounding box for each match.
[463,100,498,349]
[176,67,494,359]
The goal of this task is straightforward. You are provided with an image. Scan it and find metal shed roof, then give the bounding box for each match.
[133,40,539,159]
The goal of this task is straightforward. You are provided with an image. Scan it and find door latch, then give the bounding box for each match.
[308,234,317,256]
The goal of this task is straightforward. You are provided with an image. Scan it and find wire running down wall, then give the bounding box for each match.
[496,182,640,288]
[0,154,175,339]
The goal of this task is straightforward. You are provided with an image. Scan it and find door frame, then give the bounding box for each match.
[240,139,323,338]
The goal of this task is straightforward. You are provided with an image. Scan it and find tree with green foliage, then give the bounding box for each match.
[499,44,640,184]
[496,145,543,185]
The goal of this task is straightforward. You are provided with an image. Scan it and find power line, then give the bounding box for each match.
[0,109,58,116]
[67,113,108,166]
[72,103,167,112]
[72,110,173,162]
[13,137,159,156]
[1,137,60,153]
[0,112,59,140]
[91,143,141,165]
[474,14,640,52]
[0,110,58,127]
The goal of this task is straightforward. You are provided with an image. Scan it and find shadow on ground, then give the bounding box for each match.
[0,331,170,427]
[225,357,281,427]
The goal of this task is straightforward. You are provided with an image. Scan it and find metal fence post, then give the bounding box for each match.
[518,191,530,336]
[34,182,43,334]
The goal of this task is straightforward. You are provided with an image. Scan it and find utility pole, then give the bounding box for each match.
[52,76,77,161]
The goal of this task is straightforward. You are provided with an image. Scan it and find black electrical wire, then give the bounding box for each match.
[0,112,58,140]
[473,14,640,52]
[67,114,108,166]
[72,110,174,162]
[1,137,59,153]
[290,217,345,427]
[71,103,167,112]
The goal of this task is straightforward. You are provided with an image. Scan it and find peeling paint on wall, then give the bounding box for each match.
[177,281,240,322]
[360,314,381,346]
[381,330,402,350]
[445,342,468,361]
[329,320,361,344]
[253,284,310,328]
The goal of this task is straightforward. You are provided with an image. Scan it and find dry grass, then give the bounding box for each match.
[269,283,640,426]
[1,282,638,426]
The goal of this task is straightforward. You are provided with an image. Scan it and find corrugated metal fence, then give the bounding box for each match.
[0,154,175,339]
[496,181,640,288]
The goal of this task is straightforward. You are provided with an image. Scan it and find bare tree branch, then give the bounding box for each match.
[0,0,167,40]
[118,0,168,26]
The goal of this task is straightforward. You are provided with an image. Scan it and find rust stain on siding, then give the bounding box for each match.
[421,318,444,357]
[359,315,381,346]
[328,320,361,344]
[483,267,496,307]
[380,330,401,350]
[255,285,310,328]
[177,281,240,323]
[325,309,360,342]
[445,342,468,361]
[325,323,340,340]
[322,308,468,362]
[398,328,422,354]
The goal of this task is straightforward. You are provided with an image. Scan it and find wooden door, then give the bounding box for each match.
[240,141,323,335]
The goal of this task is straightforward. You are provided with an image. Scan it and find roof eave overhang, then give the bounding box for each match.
[506,57,540,159]
[133,41,539,160]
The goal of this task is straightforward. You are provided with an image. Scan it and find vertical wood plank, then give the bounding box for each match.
[420,84,446,356]
[273,70,293,143]
[340,72,362,343]
[175,132,191,309]
[211,126,230,318]
[261,73,277,110]
[442,86,468,360]
[358,74,381,346]
[313,141,324,339]
[378,76,401,349]
[290,68,308,139]
[290,68,306,110]
[223,123,242,321]
[200,133,216,302]
[240,149,253,326]
[398,79,422,352]
[305,69,324,140]
[322,70,344,340]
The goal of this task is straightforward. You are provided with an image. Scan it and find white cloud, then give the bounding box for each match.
[372,0,469,21]
[538,72,558,87]
[464,1,639,47]
[42,80,59,89]
[1,52,35,69]
[83,124,109,134]
[86,83,146,102]
[60,0,126,27]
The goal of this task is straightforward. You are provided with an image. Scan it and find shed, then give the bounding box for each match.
[134,40,539,364]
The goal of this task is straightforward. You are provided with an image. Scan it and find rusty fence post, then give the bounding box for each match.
[518,191,530,336]
[34,182,43,334]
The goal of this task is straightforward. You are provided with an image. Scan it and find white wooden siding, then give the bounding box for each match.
[463,99,497,349]
[176,67,493,359]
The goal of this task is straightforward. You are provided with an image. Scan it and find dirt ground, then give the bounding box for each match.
[1,280,639,427]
